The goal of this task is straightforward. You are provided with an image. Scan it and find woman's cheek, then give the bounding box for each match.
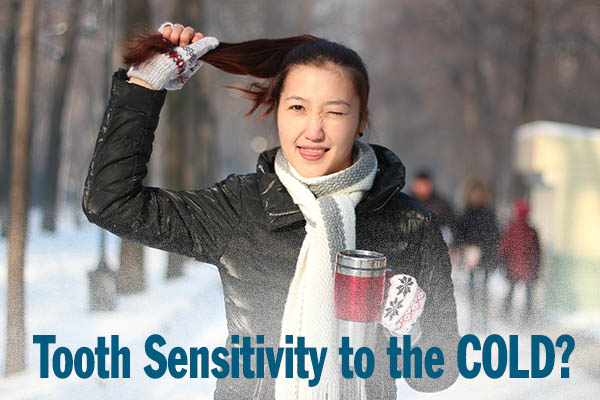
[279,113,303,132]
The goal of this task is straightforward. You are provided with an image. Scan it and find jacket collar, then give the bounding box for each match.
[256,143,406,231]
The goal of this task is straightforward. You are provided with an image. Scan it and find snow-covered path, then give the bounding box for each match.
[0,212,598,399]
[396,267,600,399]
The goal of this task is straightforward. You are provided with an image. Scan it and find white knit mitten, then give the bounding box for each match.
[127,22,219,91]
[380,272,426,344]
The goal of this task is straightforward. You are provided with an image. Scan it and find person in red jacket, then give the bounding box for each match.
[498,199,542,325]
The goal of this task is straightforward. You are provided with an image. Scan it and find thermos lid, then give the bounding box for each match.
[336,249,387,270]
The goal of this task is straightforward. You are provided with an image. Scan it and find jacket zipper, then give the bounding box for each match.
[267,209,301,217]
[367,185,401,213]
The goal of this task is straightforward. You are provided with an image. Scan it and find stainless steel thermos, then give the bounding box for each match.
[334,250,387,398]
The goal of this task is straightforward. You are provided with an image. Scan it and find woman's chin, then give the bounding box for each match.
[291,161,328,178]
[297,167,326,178]
[292,158,354,178]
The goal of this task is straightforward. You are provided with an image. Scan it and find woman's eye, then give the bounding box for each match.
[290,105,304,111]
[328,111,344,116]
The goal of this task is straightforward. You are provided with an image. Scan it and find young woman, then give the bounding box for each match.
[453,179,500,333]
[83,23,460,399]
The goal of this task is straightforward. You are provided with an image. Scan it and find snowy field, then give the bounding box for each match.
[1,210,599,399]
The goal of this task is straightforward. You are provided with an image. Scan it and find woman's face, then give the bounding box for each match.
[468,188,484,206]
[277,63,366,178]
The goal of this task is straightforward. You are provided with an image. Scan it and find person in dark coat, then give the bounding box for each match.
[82,23,460,399]
[453,179,500,333]
[410,170,455,243]
[498,199,542,325]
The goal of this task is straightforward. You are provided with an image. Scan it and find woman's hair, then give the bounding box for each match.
[464,179,493,208]
[123,33,370,123]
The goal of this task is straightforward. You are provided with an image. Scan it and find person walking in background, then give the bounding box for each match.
[453,179,500,333]
[410,170,455,244]
[498,199,542,327]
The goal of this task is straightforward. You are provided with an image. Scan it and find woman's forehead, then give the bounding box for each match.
[281,64,357,102]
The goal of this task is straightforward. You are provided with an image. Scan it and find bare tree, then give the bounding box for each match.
[532,0,600,126]
[362,0,600,204]
[41,0,83,232]
[115,0,151,294]
[4,0,38,377]
[364,0,527,201]
[164,0,218,279]
[0,0,21,237]
[520,0,542,124]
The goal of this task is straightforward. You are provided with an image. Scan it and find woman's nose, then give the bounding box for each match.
[303,114,325,141]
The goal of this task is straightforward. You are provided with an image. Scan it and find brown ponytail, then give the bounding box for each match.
[123,33,319,78]
[123,32,369,122]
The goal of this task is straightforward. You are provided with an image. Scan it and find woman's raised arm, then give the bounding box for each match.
[82,68,241,266]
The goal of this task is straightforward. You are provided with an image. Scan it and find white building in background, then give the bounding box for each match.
[514,121,600,312]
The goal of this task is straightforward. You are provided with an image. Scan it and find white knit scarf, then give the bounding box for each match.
[274,140,378,400]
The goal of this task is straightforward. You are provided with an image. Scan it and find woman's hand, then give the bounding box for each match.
[127,21,219,91]
[159,22,206,46]
[380,272,426,344]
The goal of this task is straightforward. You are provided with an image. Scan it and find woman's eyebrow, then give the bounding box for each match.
[285,95,307,102]
[284,96,350,108]
[324,100,351,107]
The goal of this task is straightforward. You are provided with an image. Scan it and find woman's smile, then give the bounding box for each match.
[297,145,330,160]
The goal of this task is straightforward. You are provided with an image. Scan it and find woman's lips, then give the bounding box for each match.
[298,146,329,161]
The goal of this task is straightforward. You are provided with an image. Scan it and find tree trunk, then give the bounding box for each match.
[4,0,37,377]
[164,0,217,280]
[0,0,20,237]
[94,0,115,271]
[521,0,541,124]
[41,0,82,232]
[117,239,146,293]
[115,0,151,293]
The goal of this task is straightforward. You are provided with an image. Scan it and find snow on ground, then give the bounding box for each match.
[0,209,599,399]
[395,268,600,400]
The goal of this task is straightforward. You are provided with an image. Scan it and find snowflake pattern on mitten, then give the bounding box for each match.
[380,273,426,337]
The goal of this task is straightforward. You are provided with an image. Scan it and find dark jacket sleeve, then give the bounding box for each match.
[82,69,241,265]
[405,216,461,392]
[497,223,512,268]
[451,212,466,249]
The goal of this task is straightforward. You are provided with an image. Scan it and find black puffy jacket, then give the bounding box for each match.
[83,69,460,399]
[454,206,500,271]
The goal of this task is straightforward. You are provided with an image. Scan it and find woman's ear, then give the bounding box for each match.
[358,107,370,135]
